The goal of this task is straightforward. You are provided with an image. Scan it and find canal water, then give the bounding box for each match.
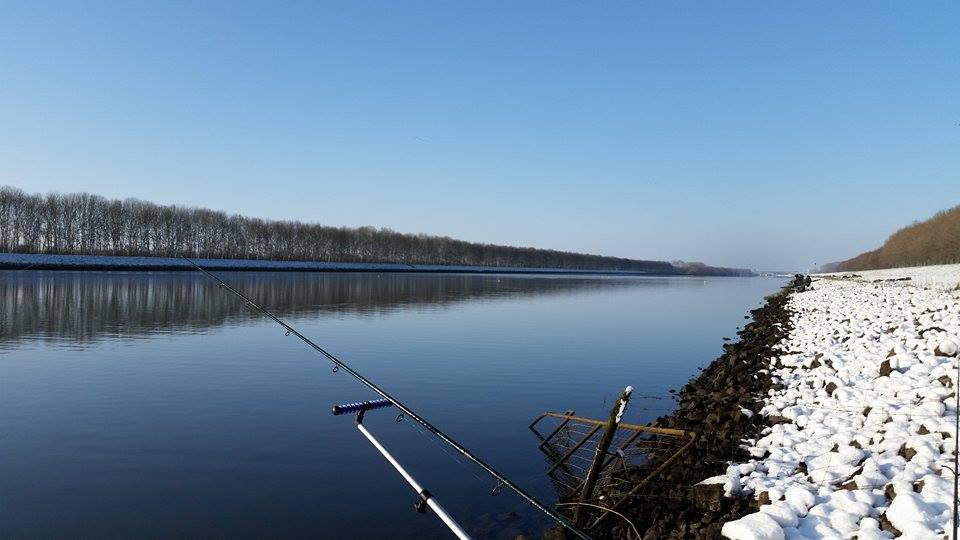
[0,271,786,538]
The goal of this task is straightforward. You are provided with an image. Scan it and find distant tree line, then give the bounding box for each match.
[838,204,960,271]
[0,186,751,275]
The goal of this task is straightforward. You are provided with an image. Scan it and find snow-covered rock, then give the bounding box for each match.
[886,492,948,538]
[718,269,960,539]
[721,512,786,540]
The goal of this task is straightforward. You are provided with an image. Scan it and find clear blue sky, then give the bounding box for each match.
[1,1,957,270]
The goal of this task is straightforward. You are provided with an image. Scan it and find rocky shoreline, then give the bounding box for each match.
[573,265,960,540]
[576,275,812,538]
[716,269,959,539]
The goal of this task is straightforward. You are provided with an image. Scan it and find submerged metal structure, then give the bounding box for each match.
[529,411,697,529]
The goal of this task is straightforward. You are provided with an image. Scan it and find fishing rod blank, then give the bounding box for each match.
[333,398,472,540]
[182,258,591,540]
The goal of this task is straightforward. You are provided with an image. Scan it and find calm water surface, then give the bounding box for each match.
[0,271,786,538]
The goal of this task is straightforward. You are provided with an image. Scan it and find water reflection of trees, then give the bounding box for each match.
[0,272,649,346]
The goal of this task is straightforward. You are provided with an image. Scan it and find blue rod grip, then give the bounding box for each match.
[332,398,394,416]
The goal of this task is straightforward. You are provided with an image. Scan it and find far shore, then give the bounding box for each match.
[0,252,756,277]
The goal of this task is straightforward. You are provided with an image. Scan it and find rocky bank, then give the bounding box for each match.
[574,275,812,538]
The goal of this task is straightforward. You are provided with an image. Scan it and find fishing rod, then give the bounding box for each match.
[182,257,592,540]
[333,398,472,539]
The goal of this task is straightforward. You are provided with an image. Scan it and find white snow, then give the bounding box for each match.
[718,266,960,539]
[722,512,786,540]
[885,492,948,538]
[823,263,960,292]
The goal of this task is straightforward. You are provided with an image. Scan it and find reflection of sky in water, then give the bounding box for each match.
[0,271,786,539]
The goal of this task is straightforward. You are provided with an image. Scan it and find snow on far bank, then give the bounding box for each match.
[719,269,960,539]
[821,263,960,292]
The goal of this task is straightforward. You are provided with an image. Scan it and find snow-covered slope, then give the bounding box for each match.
[718,269,960,539]
[823,264,960,292]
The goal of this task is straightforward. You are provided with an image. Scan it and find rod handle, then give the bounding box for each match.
[332,398,393,416]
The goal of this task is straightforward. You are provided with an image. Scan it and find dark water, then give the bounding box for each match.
[0,271,786,539]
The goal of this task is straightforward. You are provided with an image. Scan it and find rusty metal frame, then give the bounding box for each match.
[531,409,576,449]
[547,424,602,475]
[534,412,694,438]
[591,429,698,527]
[530,411,698,530]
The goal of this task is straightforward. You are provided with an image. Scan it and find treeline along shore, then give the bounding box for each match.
[831,204,960,272]
[0,186,752,276]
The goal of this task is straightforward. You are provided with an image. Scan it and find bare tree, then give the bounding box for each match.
[839,204,960,271]
[0,185,753,275]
